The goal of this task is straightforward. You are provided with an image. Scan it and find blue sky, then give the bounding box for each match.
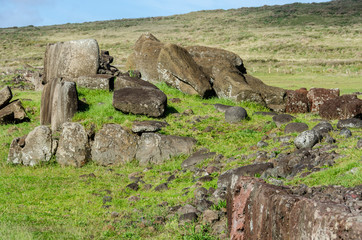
[0,0,330,28]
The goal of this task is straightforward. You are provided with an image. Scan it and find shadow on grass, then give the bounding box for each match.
[78,100,89,112]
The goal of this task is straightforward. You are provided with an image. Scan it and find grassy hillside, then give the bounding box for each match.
[1,0,361,93]
[0,0,361,239]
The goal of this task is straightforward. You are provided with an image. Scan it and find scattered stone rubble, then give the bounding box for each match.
[0,86,28,125]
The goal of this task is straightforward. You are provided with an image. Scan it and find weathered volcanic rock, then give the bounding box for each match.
[41,78,78,131]
[131,120,169,133]
[228,177,362,240]
[284,122,309,134]
[56,122,90,167]
[91,124,139,166]
[72,74,115,90]
[307,88,340,113]
[0,86,12,109]
[43,39,99,84]
[319,94,362,120]
[114,74,159,91]
[285,88,309,113]
[8,126,53,166]
[157,43,214,97]
[136,133,197,165]
[181,149,216,169]
[0,100,27,124]
[272,114,295,127]
[225,106,248,123]
[337,118,362,129]
[214,163,273,200]
[312,121,333,135]
[294,130,322,149]
[113,87,167,117]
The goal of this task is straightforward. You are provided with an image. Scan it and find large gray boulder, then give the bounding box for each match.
[113,87,167,117]
[0,86,12,109]
[135,133,197,165]
[225,106,247,123]
[43,39,99,84]
[8,126,53,166]
[56,122,90,167]
[40,78,78,131]
[91,124,139,166]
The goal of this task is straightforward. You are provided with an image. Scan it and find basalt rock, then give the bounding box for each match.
[285,88,309,113]
[0,100,27,124]
[56,122,90,167]
[91,124,139,166]
[227,177,362,240]
[7,126,53,166]
[319,94,362,120]
[0,86,12,109]
[136,133,197,165]
[307,88,340,113]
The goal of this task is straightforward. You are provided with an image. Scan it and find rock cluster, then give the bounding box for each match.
[0,86,27,125]
[127,33,286,112]
[8,122,197,167]
[286,87,362,120]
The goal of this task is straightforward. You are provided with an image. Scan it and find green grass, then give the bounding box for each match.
[1,84,361,239]
[0,0,361,238]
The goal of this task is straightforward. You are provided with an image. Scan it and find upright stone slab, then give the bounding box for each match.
[43,39,99,84]
[41,78,78,131]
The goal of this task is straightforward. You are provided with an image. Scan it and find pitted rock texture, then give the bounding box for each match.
[227,177,362,240]
[7,126,53,166]
[319,94,362,120]
[307,87,340,113]
[294,130,321,149]
[91,124,139,166]
[136,132,197,165]
[285,88,309,113]
[56,122,90,167]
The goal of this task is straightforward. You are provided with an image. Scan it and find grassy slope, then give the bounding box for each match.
[0,0,361,239]
[1,0,361,93]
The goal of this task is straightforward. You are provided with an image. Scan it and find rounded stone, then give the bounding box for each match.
[294,130,321,149]
[284,122,309,134]
[225,106,247,123]
[339,128,352,138]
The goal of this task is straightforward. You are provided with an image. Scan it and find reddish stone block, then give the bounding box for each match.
[285,88,309,113]
[307,88,340,113]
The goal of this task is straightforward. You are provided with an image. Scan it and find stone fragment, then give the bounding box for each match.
[56,122,89,167]
[284,122,309,134]
[225,106,248,123]
[0,100,27,124]
[337,118,362,129]
[72,74,115,90]
[114,74,159,91]
[202,210,219,224]
[294,130,321,149]
[228,177,362,240]
[154,183,168,191]
[181,149,216,169]
[339,128,352,138]
[312,121,333,135]
[272,114,295,127]
[319,94,362,120]
[0,86,12,109]
[91,124,138,166]
[136,133,196,165]
[8,126,52,166]
[307,88,340,113]
[132,120,169,133]
[113,87,167,117]
[285,88,309,113]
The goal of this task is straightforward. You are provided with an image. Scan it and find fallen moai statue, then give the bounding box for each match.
[127,33,286,112]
